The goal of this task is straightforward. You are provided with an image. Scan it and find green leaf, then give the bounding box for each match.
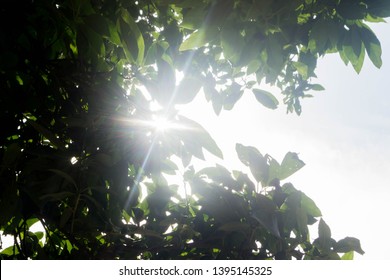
[48,169,77,188]
[239,40,261,67]
[267,156,281,184]
[318,218,331,240]
[235,144,269,183]
[266,36,284,75]
[119,8,145,64]
[251,195,280,238]
[252,89,279,109]
[296,207,308,237]
[199,164,233,182]
[278,152,305,180]
[341,251,354,260]
[207,0,234,26]
[316,218,334,252]
[342,28,364,72]
[218,221,251,233]
[367,0,390,18]
[26,119,66,150]
[60,207,73,228]
[339,46,350,66]
[108,20,122,45]
[39,191,74,201]
[180,4,207,30]
[144,42,158,65]
[0,183,19,226]
[78,24,105,59]
[358,24,382,68]
[179,26,218,51]
[308,20,330,54]
[335,237,365,255]
[174,76,202,104]
[301,193,322,217]
[246,60,261,75]
[337,1,367,20]
[310,84,325,91]
[233,170,256,192]
[150,59,176,106]
[292,61,309,79]
[84,14,110,37]
[351,41,365,73]
[1,245,19,256]
[221,26,244,64]
[212,93,223,115]
[223,82,243,110]
[177,116,223,159]
[25,218,39,228]
[1,143,22,171]
[281,189,301,211]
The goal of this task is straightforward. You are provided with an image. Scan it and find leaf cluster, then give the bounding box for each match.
[1,0,384,259]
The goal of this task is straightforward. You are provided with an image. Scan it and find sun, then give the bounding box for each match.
[152,115,172,132]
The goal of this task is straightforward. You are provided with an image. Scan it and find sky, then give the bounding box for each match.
[178,22,390,260]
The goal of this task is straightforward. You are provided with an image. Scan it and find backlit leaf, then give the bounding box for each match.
[178,116,223,159]
[235,144,269,183]
[341,251,354,260]
[279,152,305,180]
[120,8,145,64]
[252,89,279,109]
[223,82,243,110]
[343,28,364,72]
[310,84,325,91]
[301,193,322,217]
[175,76,202,104]
[359,24,382,68]
[179,26,218,51]
[292,61,309,79]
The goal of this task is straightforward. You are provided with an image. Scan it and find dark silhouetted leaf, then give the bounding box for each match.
[251,195,280,238]
[218,221,250,233]
[335,237,365,255]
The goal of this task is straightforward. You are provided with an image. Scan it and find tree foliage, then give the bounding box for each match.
[1,0,387,259]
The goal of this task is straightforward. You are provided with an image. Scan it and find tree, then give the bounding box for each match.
[0,0,387,260]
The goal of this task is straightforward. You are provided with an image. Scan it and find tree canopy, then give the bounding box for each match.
[0,0,388,260]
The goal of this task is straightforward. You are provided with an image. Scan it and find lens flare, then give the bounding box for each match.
[152,116,171,132]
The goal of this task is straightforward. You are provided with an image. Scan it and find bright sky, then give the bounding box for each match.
[178,22,390,260]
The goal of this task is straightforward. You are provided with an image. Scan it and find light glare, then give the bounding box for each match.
[152,116,171,132]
